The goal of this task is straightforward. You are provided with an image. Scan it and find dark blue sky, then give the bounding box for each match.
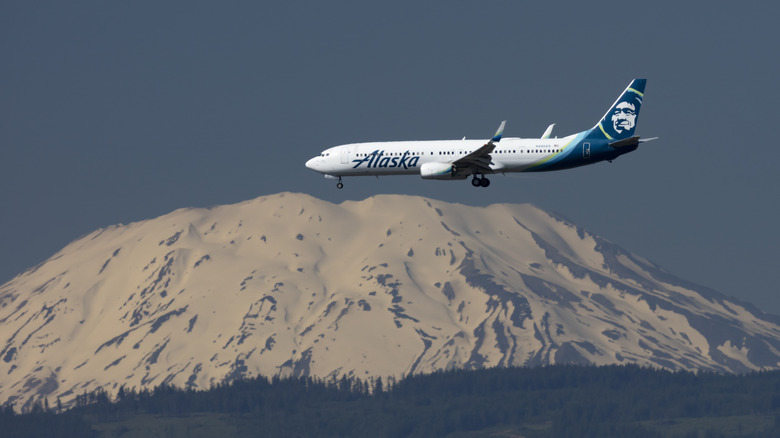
[2,2,779,313]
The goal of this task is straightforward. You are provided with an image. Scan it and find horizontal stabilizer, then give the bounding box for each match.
[609,136,641,149]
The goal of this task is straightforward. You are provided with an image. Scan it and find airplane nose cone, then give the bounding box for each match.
[305,157,318,171]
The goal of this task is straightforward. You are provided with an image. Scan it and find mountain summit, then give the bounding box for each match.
[2,193,779,410]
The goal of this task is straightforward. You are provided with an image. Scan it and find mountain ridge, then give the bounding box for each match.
[2,192,779,411]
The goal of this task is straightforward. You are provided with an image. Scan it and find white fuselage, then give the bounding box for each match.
[305,135,578,177]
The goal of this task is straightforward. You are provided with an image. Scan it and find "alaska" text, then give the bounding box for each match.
[352,150,420,169]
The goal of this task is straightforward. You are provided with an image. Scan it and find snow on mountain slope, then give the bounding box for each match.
[2,192,780,410]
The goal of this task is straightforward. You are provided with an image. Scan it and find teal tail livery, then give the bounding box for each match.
[305,79,657,189]
[589,79,646,141]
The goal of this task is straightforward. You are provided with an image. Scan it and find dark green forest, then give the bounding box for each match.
[3,365,780,437]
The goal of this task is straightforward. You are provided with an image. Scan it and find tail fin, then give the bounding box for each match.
[589,79,646,141]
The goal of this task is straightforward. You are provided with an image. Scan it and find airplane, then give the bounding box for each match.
[305,79,655,189]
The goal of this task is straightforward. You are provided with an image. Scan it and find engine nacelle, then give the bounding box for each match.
[420,162,460,179]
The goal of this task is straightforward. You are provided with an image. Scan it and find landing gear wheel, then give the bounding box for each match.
[472,175,491,188]
[336,182,343,189]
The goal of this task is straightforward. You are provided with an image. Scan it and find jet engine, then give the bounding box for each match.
[420,162,456,179]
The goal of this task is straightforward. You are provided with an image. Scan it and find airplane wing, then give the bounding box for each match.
[452,143,495,174]
[452,121,505,175]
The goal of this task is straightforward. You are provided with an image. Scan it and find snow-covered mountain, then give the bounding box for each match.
[2,193,780,410]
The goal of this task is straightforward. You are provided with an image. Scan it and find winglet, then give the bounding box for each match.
[541,123,555,139]
[491,120,507,143]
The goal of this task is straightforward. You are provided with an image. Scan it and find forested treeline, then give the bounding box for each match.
[3,365,780,437]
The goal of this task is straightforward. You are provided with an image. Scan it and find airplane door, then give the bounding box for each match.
[583,142,591,159]
[341,148,349,164]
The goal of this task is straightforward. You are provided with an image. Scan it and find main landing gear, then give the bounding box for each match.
[336,176,343,189]
[471,175,490,188]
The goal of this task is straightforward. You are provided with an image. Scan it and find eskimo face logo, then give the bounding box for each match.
[611,101,637,134]
[352,150,420,169]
